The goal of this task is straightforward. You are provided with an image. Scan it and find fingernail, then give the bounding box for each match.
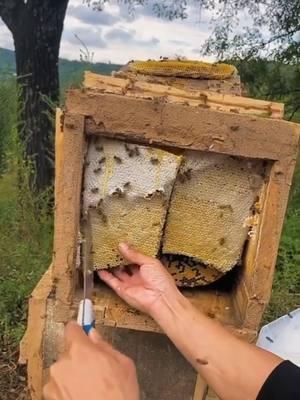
[119,242,129,251]
[89,328,101,340]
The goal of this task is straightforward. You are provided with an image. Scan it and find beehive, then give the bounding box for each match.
[20,69,299,400]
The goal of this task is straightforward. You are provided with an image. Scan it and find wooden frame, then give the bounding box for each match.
[51,86,298,333]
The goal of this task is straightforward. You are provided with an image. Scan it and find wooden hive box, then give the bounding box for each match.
[20,71,299,400]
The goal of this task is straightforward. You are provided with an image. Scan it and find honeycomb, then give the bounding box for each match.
[162,151,264,279]
[82,138,265,286]
[83,137,182,268]
[128,60,237,80]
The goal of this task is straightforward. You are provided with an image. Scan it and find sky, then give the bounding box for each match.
[0,0,214,64]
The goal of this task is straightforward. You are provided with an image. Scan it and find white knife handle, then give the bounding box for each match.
[77,299,95,334]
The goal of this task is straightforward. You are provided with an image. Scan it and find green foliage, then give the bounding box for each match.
[0,100,53,346]
[229,59,300,122]
[0,48,15,77]
[59,58,122,98]
[0,47,122,93]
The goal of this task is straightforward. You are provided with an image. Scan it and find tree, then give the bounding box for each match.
[0,0,68,190]
[0,0,299,189]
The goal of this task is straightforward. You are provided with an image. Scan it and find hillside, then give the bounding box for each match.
[0,47,122,88]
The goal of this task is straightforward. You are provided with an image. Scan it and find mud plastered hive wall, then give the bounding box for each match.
[83,137,265,286]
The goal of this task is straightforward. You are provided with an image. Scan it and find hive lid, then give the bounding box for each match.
[257,309,300,367]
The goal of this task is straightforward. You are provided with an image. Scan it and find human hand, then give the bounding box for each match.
[98,243,182,316]
[43,322,139,400]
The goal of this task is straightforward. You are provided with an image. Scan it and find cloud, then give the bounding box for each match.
[0,19,14,50]
[63,26,106,48]
[105,27,160,47]
[169,39,190,46]
[105,27,136,42]
[67,4,118,26]
[0,0,215,64]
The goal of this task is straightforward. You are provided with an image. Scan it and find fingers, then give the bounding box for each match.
[118,242,155,266]
[88,327,103,345]
[98,270,124,293]
[89,327,133,368]
[64,321,89,349]
[113,267,131,282]
[88,328,117,354]
[128,264,139,275]
[43,380,61,400]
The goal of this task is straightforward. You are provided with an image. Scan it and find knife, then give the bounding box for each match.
[77,212,95,334]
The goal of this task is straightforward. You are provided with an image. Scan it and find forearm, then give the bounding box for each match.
[151,293,282,400]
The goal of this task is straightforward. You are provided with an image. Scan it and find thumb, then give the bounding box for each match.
[88,328,121,359]
[119,242,155,266]
[88,328,103,345]
[64,321,89,349]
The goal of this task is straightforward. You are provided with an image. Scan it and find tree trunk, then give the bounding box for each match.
[2,0,69,190]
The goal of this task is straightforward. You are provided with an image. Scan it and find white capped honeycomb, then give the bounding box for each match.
[82,137,182,268]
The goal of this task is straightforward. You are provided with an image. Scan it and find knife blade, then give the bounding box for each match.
[77,212,95,334]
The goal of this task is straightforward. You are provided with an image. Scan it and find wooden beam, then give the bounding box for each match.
[65,90,299,161]
[84,72,284,119]
[55,108,64,201]
[72,284,257,342]
[193,375,208,400]
[240,156,299,329]
[113,69,242,95]
[52,113,85,316]
[19,265,53,400]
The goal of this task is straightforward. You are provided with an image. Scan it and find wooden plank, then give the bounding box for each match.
[54,108,64,202]
[233,156,298,328]
[65,90,299,161]
[206,388,219,400]
[52,113,85,315]
[100,326,197,400]
[243,157,299,328]
[193,374,208,400]
[19,265,53,400]
[84,72,284,119]
[114,69,242,95]
[232,171,270,323]
[71,284,261,343]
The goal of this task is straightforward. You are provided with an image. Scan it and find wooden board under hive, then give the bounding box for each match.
[82,137,265,286]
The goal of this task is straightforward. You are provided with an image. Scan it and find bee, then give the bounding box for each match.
[150,157,159,165]
[114,156,122,164]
